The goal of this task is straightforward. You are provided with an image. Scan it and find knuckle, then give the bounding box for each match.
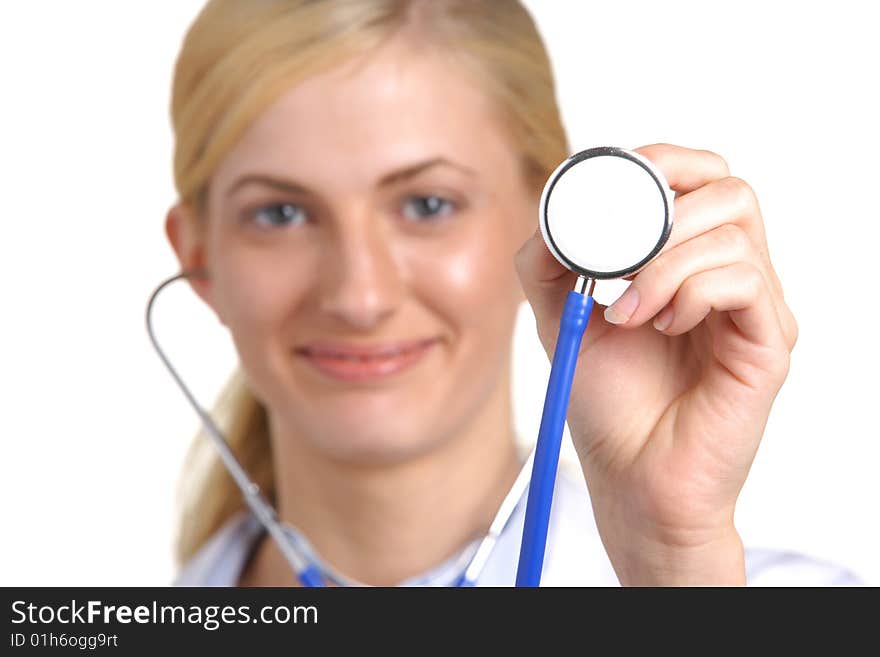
[645,251,670,279]
[679,270,703,300]
[640,254,675,297]
[718,222,751,255]
[513,246,526,270]
[680,261,766,306]
[772,350,792,383]
[699,148,731,176]
[736,261,765,297]
[513,236,534,270]
[721,176,758,214]
[787,310,800,350]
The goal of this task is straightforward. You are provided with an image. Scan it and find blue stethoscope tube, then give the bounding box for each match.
[515,284,594,587]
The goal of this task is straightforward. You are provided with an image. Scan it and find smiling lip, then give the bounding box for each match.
[295,338,439,382]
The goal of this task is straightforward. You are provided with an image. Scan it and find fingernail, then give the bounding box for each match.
[604,286,640,324]
[653,305,674,331]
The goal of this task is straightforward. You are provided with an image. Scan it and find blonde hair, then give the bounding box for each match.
[170,0,570,567]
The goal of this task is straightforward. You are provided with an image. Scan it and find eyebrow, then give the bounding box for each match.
[225,157,477,198]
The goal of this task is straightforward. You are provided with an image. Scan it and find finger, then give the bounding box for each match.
[627,144,782,294]
[515,226,571,285]
[633,143,731,195]
[662,176,770,271]
[653,261,787,355]
[604,223,765,328]
[625,175,798,350]
[621,144,731,284]
[514,227,579,349]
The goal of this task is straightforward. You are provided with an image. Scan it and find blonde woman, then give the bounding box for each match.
[165,0,859,586]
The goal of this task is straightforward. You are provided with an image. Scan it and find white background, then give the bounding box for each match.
[1,1,877,585]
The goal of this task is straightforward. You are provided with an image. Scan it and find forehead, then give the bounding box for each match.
[211,37,520,192]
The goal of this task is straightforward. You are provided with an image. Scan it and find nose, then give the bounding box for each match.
[317,217,405,330]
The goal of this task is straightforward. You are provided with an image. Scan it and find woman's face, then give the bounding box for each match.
[181,37,537,463]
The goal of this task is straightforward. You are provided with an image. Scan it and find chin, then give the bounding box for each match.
[308,421,442,466]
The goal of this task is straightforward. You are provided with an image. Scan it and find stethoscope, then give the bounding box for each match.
[147,146,673,587]
[515,146,674,586]
[148,267,535,587]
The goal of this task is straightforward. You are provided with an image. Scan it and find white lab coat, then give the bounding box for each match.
[173,461,862,586]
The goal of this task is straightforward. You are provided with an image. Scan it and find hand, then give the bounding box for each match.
[514,144,799,585]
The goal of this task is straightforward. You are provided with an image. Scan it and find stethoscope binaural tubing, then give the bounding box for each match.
[146,269,538,587]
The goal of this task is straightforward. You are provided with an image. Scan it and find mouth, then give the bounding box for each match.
[294,338,440,382]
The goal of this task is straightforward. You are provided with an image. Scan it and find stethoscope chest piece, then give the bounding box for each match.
[539,146,674,280]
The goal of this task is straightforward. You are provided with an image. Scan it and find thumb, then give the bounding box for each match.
[513,227,580,354]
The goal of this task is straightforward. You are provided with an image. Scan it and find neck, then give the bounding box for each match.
[255,374,522,587]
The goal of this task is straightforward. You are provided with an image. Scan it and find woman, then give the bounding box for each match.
[165,0,859,586]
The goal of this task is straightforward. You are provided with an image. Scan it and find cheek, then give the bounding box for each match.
[208,241,315,380]
[418,215,521,340]
[213,257,303,326]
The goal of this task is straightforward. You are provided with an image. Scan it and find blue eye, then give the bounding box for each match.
[402,195,454,221]
[250,203,307,228]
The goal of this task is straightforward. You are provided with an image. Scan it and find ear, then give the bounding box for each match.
[164,202,221,320]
